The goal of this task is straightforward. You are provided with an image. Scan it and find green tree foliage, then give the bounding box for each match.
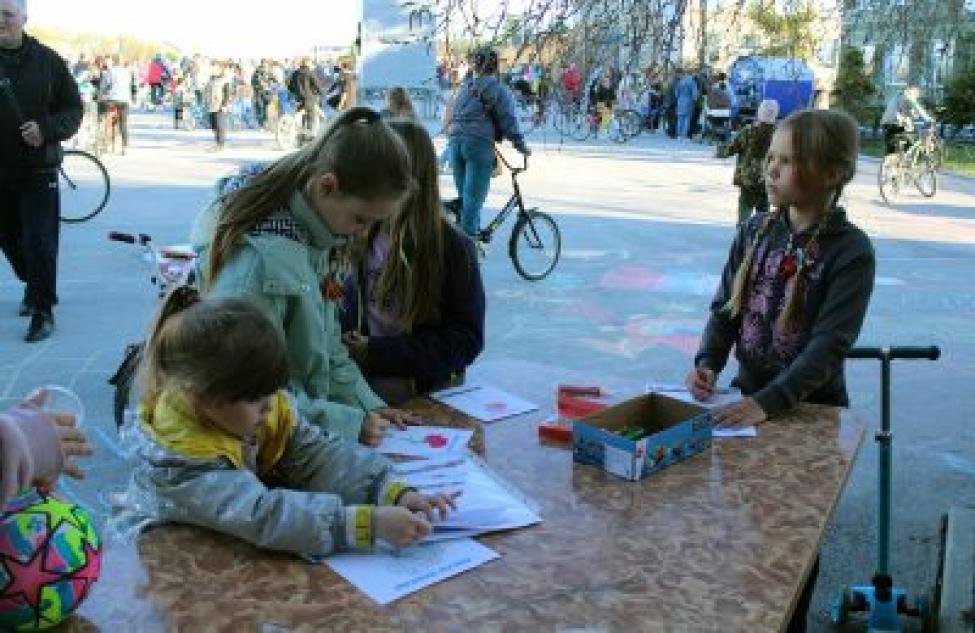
[747,0,819,61]
[833,47,876,123]
[942,68,975,127]
[27,25,179,63]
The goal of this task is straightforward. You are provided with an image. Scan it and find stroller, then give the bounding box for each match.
[701,105,732,144]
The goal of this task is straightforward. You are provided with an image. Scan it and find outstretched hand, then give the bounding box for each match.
[712,397,768,429]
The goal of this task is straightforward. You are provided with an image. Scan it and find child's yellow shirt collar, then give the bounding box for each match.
[141,389,295,472]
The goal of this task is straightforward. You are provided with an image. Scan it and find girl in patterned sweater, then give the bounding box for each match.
[688,109,876,430]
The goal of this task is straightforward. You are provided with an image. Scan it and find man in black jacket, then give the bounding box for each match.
[0,0,82,342]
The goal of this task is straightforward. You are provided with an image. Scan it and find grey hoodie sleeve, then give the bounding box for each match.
[753,238,876,415]
[271,415,393,503]
[134,464,360,555]
[694,222,749,374]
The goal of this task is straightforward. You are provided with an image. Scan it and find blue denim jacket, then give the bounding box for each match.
[447,75,525,150]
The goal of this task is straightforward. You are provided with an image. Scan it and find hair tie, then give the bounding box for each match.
[344,107,381,125]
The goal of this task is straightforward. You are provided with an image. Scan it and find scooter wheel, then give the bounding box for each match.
[830,585,852,626]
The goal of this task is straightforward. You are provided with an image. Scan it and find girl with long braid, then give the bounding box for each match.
[687,109,876,431]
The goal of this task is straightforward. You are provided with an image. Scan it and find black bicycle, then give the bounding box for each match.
[59,148,110,223]
[444,150,561,281]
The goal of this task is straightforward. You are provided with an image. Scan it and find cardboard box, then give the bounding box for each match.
[572,393,712,481]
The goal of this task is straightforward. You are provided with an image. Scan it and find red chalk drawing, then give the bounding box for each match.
[599,266,663,291]
[424,434,448,449]
[650,335,700,353]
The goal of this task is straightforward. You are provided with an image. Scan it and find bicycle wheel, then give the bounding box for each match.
[620,109,644,140]
[275,115,299,150]
[878,155,900,206]
[915,158,938,198]
[509,209,561,281]
[929,139,945,171]
[59,149,110,223]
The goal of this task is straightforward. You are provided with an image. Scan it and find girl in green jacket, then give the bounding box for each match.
[198,107,416,446]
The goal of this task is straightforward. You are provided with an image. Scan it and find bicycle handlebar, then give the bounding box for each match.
[495,147,528,174]
[108,231,135,244]
[847,346,940,361]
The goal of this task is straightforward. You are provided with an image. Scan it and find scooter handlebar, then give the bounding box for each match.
[108,231,135,244]
[847,346,941,361]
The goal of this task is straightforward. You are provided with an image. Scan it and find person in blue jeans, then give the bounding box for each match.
[676,71,699,139]
[446,47,528,239]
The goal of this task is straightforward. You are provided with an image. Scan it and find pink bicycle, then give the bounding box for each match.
[106,231,197,428]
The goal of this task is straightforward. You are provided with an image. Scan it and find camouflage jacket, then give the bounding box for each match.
[716,122,775,191]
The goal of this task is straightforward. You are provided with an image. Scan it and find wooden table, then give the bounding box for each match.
[71,398,863,632]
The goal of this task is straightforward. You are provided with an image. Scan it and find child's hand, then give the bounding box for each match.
[372,407,417,430]
[398,490,461,522]
[374,506,432,548]
[48,413,92,482]
[0,416,34,508]
[685,367,716,401]
[359,412,389,447]
[342,331,368,366]
[713,397,768,428]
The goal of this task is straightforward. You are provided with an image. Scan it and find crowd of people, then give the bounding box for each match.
[68,52,357,152]
[2,2,890,627]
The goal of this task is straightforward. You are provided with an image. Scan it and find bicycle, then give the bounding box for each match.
[58,148,111,223]
[567,104,642,143]
[878,126,939,206]
[443,149,561,281]
[106,231,198,429]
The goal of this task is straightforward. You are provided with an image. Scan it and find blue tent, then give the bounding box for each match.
[728,56,815,122]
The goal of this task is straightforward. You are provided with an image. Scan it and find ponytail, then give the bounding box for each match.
[723,211,779,318]
[140,285,202,411]
[207,107,412,286]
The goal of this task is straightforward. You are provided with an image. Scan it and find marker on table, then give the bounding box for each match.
[557,384,605,397]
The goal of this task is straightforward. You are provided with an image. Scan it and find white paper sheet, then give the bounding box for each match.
[393,455,542,542]
[377,426,474,459]
[645,383,741,409]
[431,383,539,422]
[326,538,499,605]
[712,426,758,438]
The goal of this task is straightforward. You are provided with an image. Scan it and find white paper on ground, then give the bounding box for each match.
[431,383,539,422]
[326,538,499,605]
[712,426,758,438]
[377,426,474,459]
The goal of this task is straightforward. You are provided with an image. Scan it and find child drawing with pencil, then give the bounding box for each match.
[113,287,458,556]
[687,109,876,430]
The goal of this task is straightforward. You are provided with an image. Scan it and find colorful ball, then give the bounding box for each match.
[0,489,102,630]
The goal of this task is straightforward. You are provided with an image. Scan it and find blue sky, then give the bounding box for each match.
[27,0,360,57]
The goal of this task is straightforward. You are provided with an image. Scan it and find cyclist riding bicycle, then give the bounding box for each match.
[880,85,934,157]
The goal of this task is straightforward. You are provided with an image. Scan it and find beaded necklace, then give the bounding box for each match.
[779,214,826,279]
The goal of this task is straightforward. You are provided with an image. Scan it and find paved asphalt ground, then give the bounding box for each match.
[1,111,972,631]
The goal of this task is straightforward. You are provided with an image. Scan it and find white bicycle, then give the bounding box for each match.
[106,231,198,428]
